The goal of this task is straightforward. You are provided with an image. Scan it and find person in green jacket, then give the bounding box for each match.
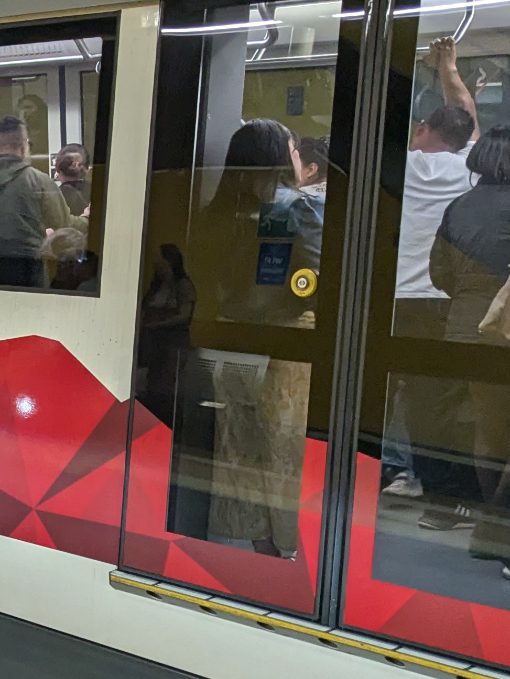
[0,116,88,288]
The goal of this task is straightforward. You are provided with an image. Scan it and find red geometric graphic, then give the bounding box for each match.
[343,453,510,667]
[2,336,509,667]
[0,336,125,564]
[122,405,328,613]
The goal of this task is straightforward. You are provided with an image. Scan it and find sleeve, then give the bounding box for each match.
[287,195,324,273]
[39,174,88,234]
[429,204,455,296]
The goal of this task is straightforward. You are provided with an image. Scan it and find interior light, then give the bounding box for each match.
[162,19,282,36]
[331,10,366,18]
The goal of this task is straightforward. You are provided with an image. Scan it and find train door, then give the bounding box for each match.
[340,0,510,668]
[120,0,366,615]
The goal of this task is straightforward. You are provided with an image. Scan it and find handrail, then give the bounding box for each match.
[416,1,475,53]
[247,3,280,48]
[74,38,102,61]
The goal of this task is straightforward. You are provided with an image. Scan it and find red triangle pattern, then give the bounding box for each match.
[382,592,483,659]
[1,337,509,668]
[470,602,510,667]
[0,337,129,561]
[342,452,510,666]
[11,511,56,549]
[165,543,228,593]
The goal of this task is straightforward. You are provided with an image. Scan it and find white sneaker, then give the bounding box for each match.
[382,472,423,498]
[503,566,510,580]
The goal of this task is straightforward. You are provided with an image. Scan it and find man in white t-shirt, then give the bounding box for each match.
[383,37,480,517]
[395,37,479,337]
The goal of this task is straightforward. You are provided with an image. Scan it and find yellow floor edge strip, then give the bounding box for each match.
[110,573,498,679]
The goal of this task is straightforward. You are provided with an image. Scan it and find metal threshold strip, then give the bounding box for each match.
[110,571,509,679]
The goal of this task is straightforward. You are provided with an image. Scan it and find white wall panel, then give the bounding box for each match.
[0,537,422,679]
[0,4,159,401]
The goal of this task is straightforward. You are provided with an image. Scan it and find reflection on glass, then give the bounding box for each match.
[378,372,510,604]
[137,245,196,427]
[168,351,311,558]
[136,0,343,558]
[17,93,48,157]
[0,37,104,293]
[191,118,325,328]
[184,0,341,330]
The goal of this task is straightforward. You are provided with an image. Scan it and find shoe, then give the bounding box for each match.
[418,504,475,530]
[382,472,423,498]
[502,566,510,580]
[381,465,403,489]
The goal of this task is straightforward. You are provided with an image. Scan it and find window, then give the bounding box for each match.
[0,19,117,294]
[121,0,360,614]
[344,0,510,668]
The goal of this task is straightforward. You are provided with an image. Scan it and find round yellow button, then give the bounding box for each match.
[291,269,318,298]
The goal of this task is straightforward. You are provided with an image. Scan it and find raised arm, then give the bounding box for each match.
[432,36,480,141]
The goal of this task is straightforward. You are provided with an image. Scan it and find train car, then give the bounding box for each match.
[0,0,509,677]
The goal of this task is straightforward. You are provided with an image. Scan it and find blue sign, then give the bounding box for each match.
[256,243,292,285]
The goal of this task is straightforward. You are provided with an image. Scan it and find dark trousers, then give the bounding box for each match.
[0,257,44,288]
[391,298,481,504]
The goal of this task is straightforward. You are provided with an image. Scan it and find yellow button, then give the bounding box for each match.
[291,269,318,298]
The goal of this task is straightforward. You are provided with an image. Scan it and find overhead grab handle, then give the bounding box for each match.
[247,3,280,48]
[415,1,475,53]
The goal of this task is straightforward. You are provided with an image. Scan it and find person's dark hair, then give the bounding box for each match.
[210,118,298,208]
[224,118,295,169]
[160,243,186,279]
[56,144,91,171]
[0,115,26,151]
[299,137,330,180]
[0,115,24,136]
[425,106,474,152]
[466,125,510,184]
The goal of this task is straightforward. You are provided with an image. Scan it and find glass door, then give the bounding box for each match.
[343,0,510,668]
[121,0,367,615]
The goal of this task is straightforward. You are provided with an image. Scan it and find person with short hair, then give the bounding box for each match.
[383,36,480,505]
[0,116,88,287]
[55,143,91,216]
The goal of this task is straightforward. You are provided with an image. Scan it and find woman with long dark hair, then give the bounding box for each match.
[194,118,323,327]
[430,125,510,578]
[189,119,323,557]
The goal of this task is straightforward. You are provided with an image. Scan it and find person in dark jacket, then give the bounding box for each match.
[55,144,92,216]
[430,125,510,578]
[0,116,88,287]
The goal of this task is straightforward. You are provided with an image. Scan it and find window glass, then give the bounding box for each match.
[121,0,361,613]
[0,30,114,294]
[185,1,340,331]
[81,69,99,162]
[377,371,510,607]
[345,0,510,668]
[0,73,48,169]
[392,2,510,345]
